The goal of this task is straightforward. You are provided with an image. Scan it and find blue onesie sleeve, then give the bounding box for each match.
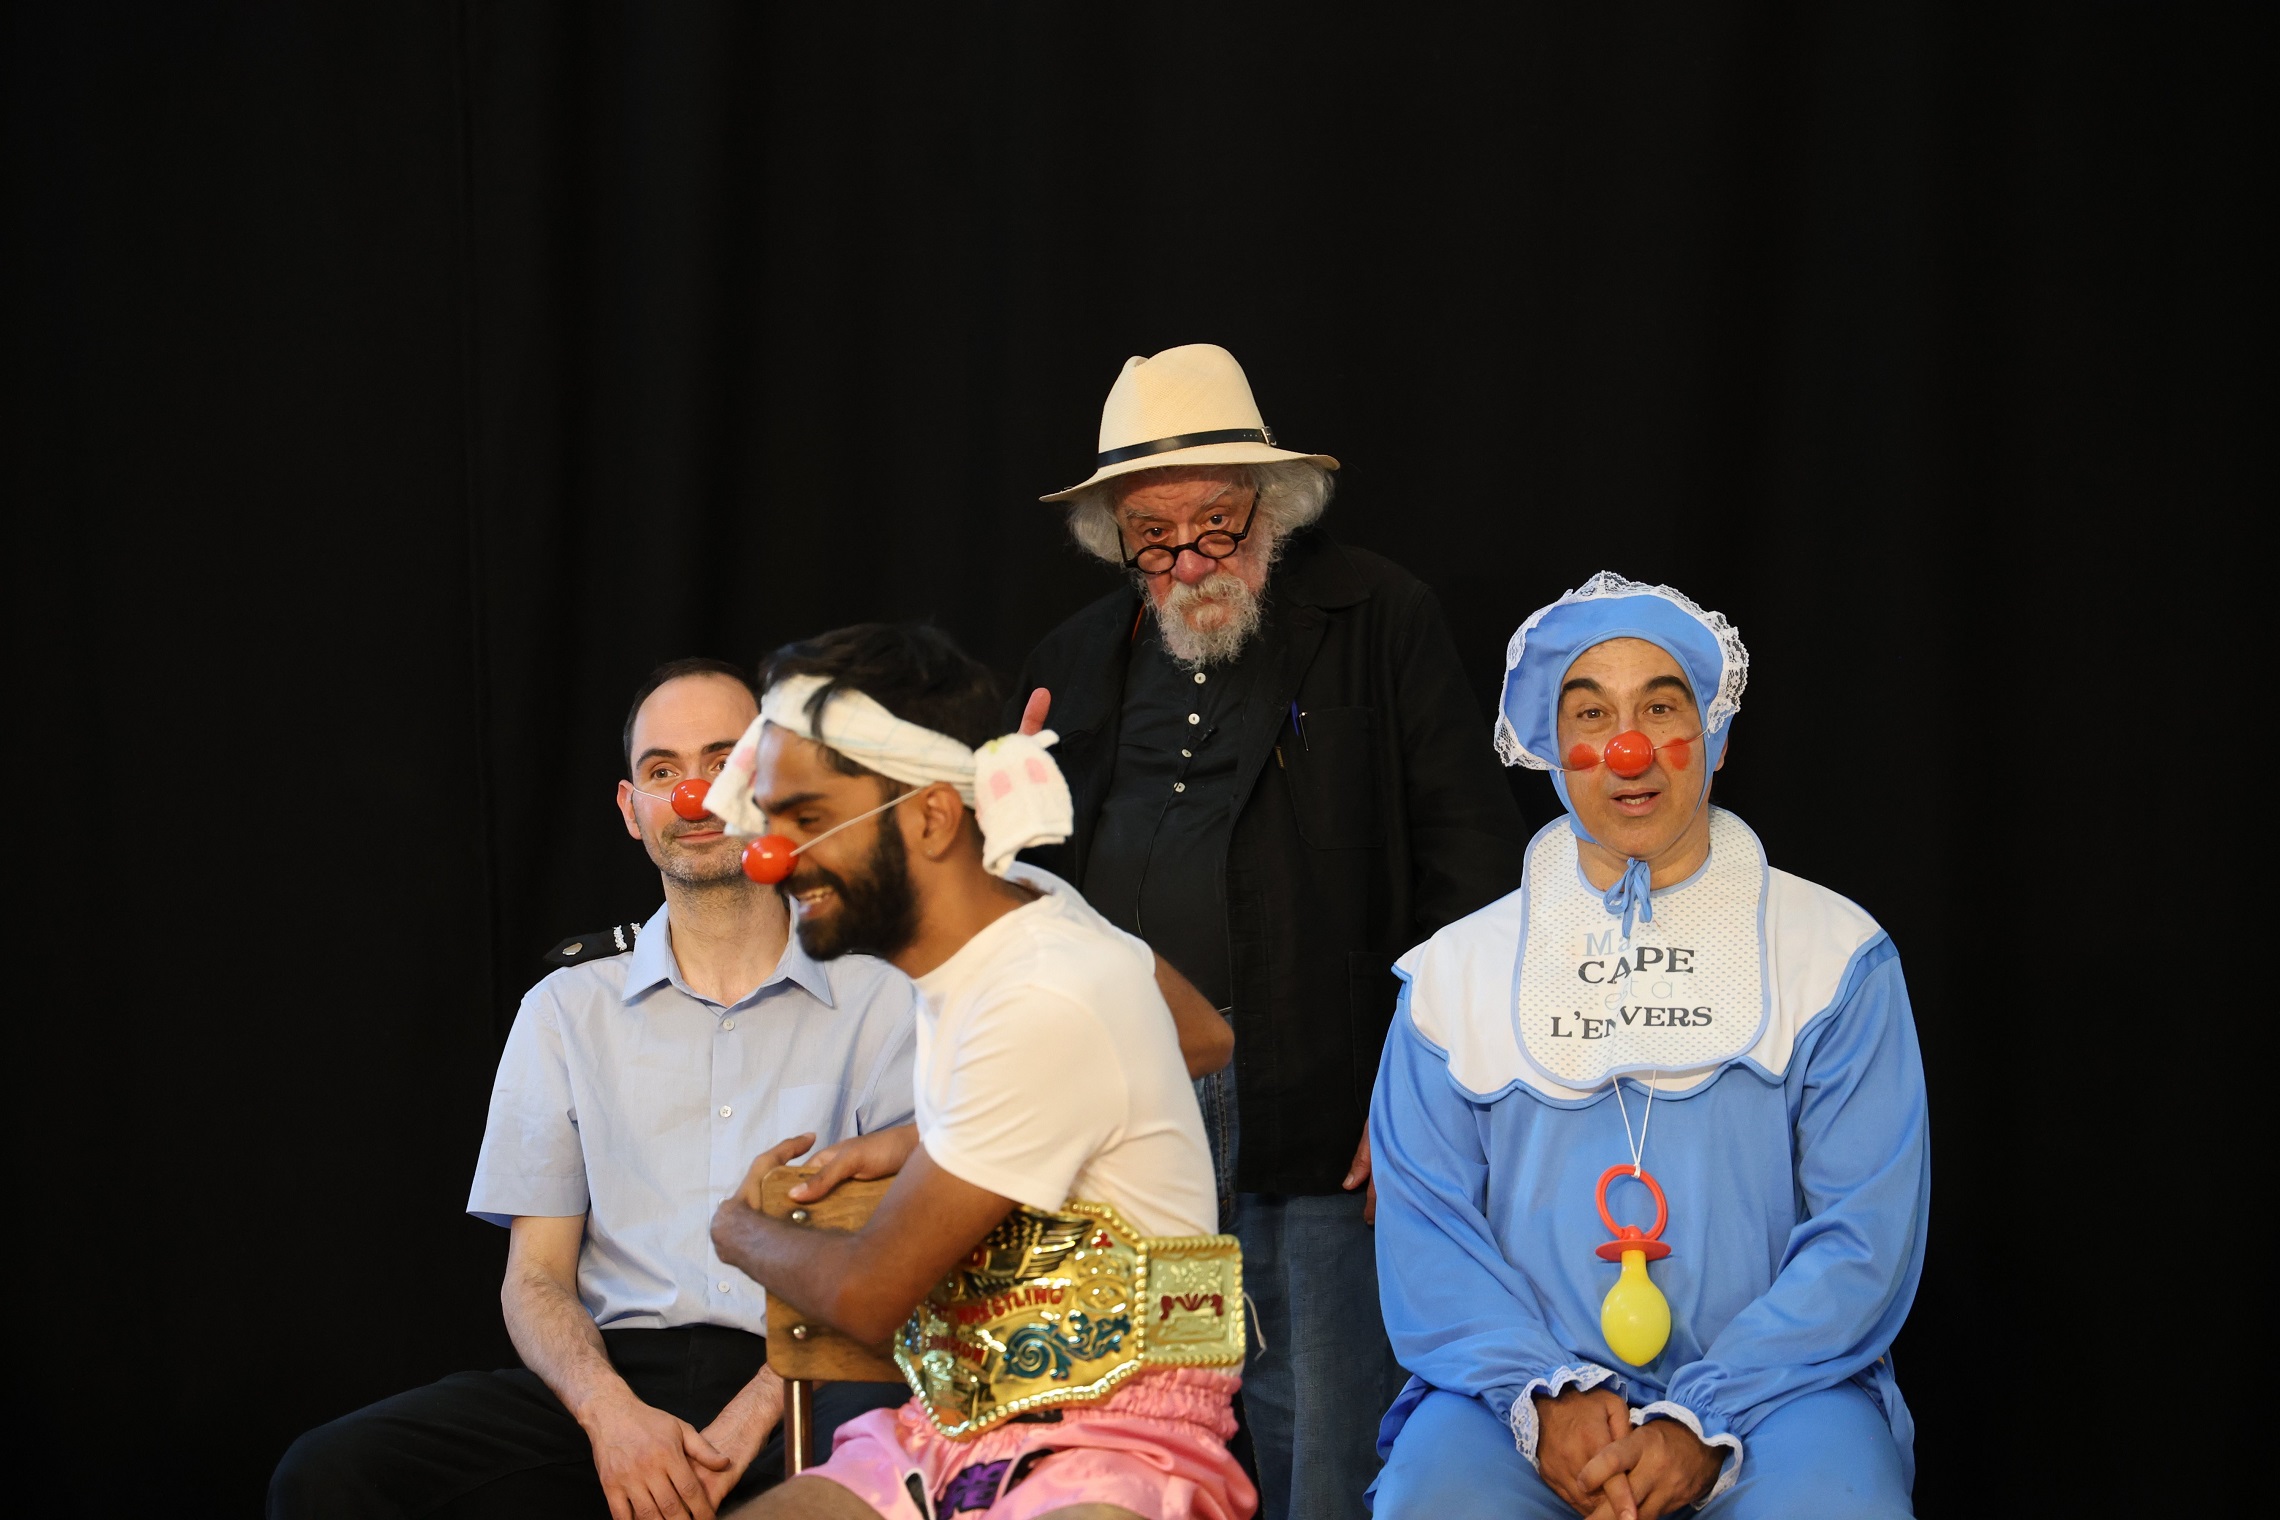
[1644,946,1929,1487]
[1370,985,1627,1464]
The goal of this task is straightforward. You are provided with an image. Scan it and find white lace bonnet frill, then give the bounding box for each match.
[704,673,1072,877]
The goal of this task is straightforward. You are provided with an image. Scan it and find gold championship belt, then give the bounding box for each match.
[894,1200,1245,1439]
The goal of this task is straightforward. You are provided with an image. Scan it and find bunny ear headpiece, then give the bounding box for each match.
[707,674,1071,877]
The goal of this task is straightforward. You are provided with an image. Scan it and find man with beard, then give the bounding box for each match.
[270,659,919,1520]
[701,623,1253,1520]
[1006,344,1530,1520]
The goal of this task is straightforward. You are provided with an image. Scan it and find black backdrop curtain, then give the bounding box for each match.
[5,4,2244,1511]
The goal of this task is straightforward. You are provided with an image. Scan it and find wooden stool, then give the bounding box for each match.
[759,1166,905,1474]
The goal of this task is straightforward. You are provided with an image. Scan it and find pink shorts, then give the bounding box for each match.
[802,1369,1255,1520]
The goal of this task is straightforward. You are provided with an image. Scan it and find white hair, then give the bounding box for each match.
[1064,461,1335,564]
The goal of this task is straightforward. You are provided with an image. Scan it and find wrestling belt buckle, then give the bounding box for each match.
[894,1200,1245,1440]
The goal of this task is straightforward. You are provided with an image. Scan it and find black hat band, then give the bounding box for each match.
[1094,426,1279,469]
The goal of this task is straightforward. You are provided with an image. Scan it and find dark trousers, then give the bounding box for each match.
[1197,1069,1403,1520]
[1234,1192,1407,1520]
[269,1325,907,1519]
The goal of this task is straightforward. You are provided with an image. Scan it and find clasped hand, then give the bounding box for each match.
[580,1367,784,1520]
[710,1124,919,1295]
[1535,1387,1721,1520]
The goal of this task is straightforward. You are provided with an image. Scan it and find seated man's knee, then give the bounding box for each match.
[1374,1390,1556,1520]
[1717,1464,1913,1520]
[266,1417,364,1518]
[726,1474,884,1519]
[1712,1385,1912,1520]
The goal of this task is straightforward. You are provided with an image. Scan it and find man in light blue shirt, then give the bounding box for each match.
[272,658,919,1520]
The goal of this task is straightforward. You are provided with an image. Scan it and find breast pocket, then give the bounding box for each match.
[1283,705,1384,849]
[770,1083,853,1148]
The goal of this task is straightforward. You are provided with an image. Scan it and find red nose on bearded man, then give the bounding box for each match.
[742,835,797,884]
[670,778,714,820]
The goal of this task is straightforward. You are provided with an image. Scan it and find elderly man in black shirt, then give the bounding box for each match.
[1009,344,1528,1520]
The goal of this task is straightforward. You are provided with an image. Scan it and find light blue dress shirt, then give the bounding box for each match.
[468,902,920,1335]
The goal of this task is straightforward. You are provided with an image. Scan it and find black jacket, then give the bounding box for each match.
[1009,530,1529,1192]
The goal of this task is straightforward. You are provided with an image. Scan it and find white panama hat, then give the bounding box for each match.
[1039,343,1340,501]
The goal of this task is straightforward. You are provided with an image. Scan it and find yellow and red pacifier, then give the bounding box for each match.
[1594,1163,1673,1365]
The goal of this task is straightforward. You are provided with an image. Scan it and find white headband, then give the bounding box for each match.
[706,673,1072,877]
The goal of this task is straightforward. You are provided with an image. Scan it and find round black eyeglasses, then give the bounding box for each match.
[1120,493,1260,575]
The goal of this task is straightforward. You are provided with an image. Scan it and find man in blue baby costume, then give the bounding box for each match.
[1367,572,1926,1519]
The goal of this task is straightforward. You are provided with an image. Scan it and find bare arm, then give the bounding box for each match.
[504,1215,729,1520]
[693,1368,785,1509]
[502,1215,626,1418]
[1154,952,1234,1078]
[711,1137,1018,1347]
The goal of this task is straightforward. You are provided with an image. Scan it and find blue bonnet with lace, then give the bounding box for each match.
[1494,572,1750,933]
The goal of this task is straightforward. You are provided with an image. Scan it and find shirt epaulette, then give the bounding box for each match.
[542,921,646,969]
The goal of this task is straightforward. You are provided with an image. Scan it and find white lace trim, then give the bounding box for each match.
[1632,1399,1744,1508]
[1505,1363,1625,1469]
[1495,571,1752,770]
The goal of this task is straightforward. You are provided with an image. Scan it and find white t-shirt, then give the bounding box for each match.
[910,865,1218,1240]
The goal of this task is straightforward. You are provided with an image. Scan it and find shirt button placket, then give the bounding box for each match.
[710,1005,748,1316]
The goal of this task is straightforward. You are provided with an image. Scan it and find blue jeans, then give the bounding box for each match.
[1372,1383,1913,1519]
[1199,1069,1406,1520]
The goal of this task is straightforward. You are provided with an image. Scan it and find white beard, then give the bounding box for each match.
[1153,569,1266,666]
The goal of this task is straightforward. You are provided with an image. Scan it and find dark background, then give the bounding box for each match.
[5,3,2241,1511]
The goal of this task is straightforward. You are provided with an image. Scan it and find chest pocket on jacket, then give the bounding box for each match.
[1283,705,1384,849]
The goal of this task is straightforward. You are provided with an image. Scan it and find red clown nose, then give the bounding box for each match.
[741,835,797,884]
[1601,731,1657,778]
[1564,731,1699,776]
[669,778,714,821]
